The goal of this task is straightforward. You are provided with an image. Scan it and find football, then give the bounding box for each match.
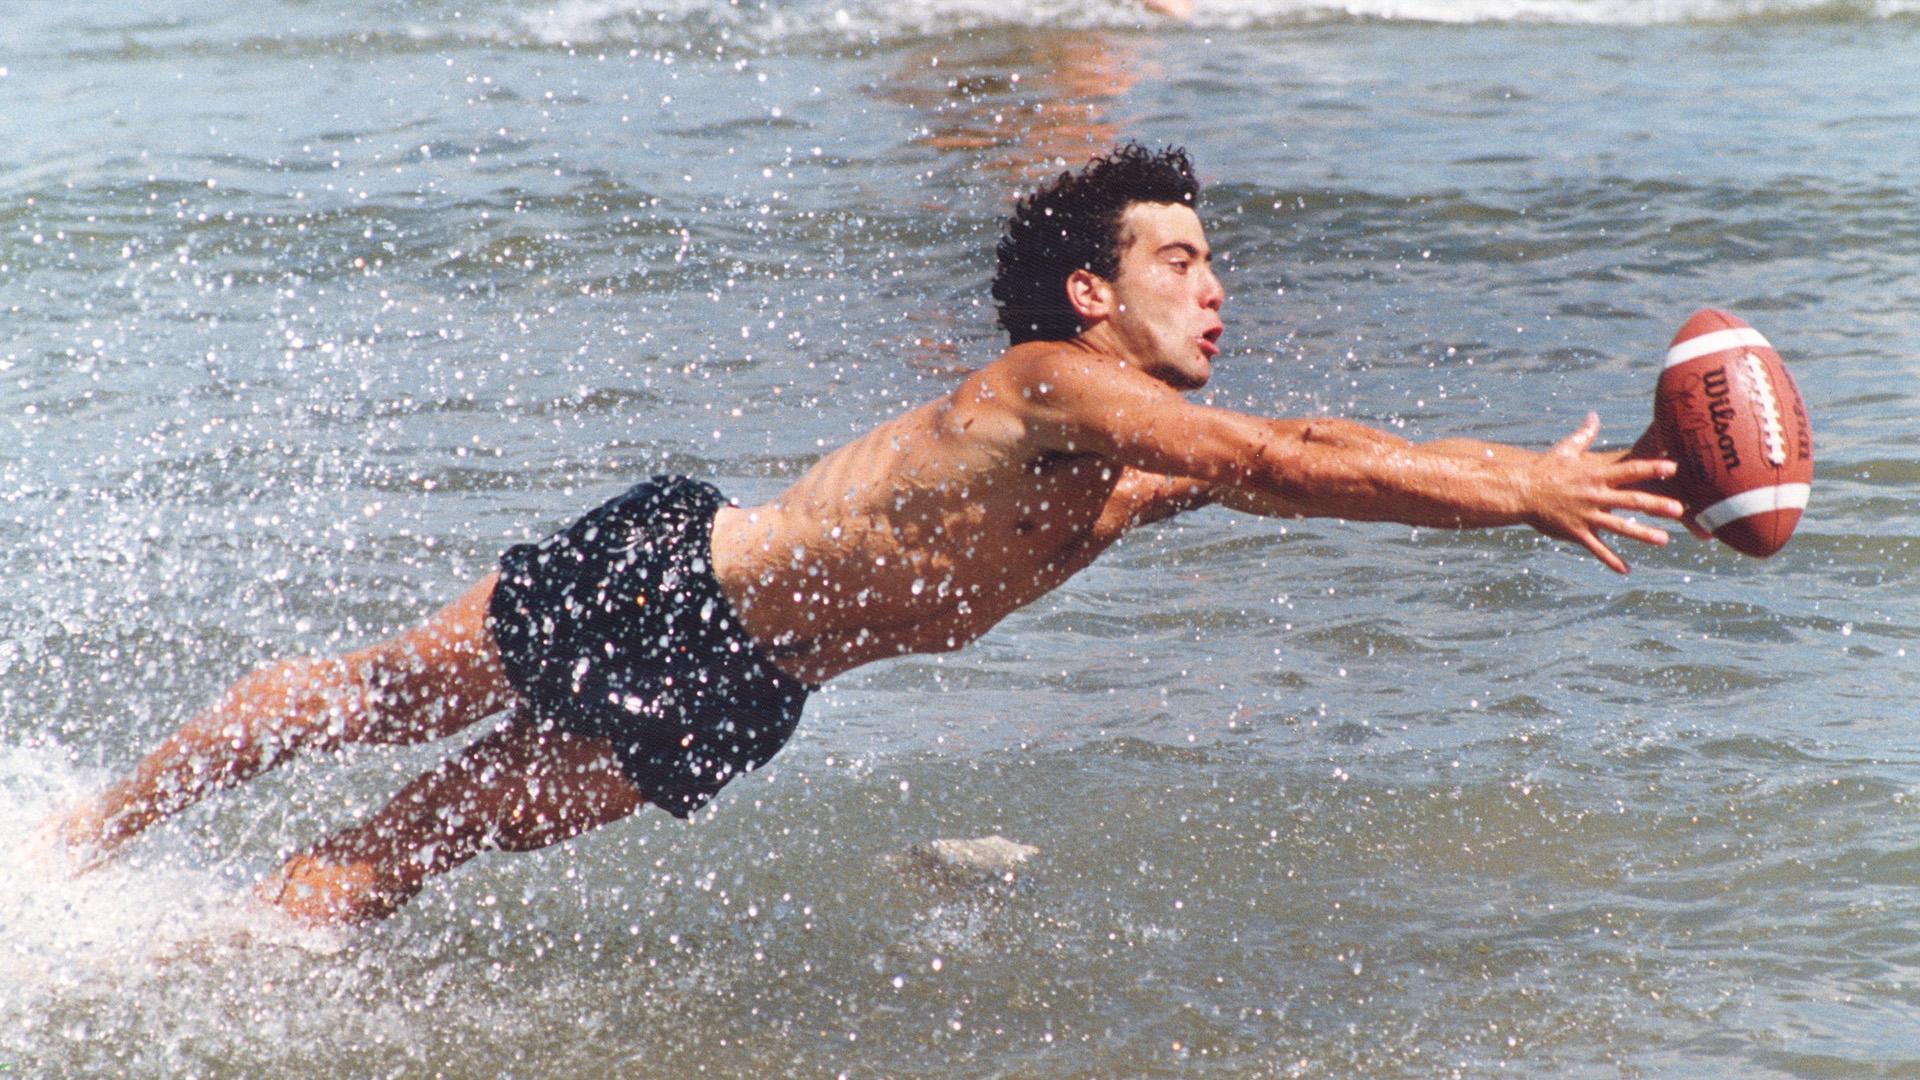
[1654,309,1813,558]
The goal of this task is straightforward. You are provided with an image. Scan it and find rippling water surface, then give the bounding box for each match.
[4,1,1920,1075]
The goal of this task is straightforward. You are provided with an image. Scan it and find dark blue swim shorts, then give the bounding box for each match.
[485,476,811,818]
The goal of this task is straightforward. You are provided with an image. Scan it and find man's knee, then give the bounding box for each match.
[233,647,434,750]
[332,642,425,743]
[344,605,513,745]
[484,730,643,852]
[220,656,355,749]
[331,632,499,745]
[259,851,415,926]
[487,779,613,852]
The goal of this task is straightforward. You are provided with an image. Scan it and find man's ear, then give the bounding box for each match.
[1066,267,1114,324]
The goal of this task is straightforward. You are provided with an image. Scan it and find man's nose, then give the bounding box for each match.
[1200,267,1224,310]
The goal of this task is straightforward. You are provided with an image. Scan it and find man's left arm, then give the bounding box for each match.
[1094,420,1690,545]
[1007,351,1685,573]
[1200,413,1693,568]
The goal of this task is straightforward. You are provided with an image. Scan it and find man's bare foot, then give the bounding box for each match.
[18,803,111,878]
[1141,0,1193,17]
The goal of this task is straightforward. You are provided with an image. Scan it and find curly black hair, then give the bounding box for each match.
[991,144,1202,345]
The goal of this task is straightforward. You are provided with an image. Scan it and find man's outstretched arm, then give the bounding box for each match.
[1006,352,1684,573]
[1203,412,1683,573]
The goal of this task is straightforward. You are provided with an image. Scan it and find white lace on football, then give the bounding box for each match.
[1745,351,1788,468]
[1698,483,1811,532]
[1664,326,1770,369]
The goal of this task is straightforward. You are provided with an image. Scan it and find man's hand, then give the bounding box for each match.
[1628,419,1713,541]
[1524,413,1685,574]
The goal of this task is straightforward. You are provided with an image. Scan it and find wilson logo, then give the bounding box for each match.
[1701,366,1742,472]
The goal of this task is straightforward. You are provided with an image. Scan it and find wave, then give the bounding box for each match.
[500,0,1920,44]
[39,0,1920,64]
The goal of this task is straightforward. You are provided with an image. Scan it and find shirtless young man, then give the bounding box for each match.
[45,145,1686,925]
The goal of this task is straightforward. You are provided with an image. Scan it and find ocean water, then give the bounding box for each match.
[4,0,1920,1075]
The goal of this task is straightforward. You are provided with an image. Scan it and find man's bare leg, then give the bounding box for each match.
[256,710,643,925]
[49,574,513,867]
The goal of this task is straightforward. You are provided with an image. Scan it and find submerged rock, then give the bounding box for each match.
[892,835,1039,895]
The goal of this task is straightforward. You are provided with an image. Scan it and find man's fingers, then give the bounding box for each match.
[1597,511,1670,547]
[1595,457,1683,519]
[1608,490,1686,521]
[1577,530,1630,575]
[1609,457,1678,486]
[1553,412,1603,455]
[1556,504,1670,574]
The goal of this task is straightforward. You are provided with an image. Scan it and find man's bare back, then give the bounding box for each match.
[38,145,1687,925]
[716,340,1176,683]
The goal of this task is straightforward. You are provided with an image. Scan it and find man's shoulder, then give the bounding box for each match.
[983,340,1090,386]
[987,338,1090,379]
[952,339,1197,465]
[981,339,1165,404]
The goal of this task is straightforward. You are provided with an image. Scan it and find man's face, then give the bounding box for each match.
[1100,201,1225,390]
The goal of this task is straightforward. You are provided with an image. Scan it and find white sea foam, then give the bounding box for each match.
[495,0,1920,46]
[512,0,730,46]
[0,745,346,1011]
[1239,0,1920,25]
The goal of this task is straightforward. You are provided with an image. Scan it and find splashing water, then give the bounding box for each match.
[0,747,347,994]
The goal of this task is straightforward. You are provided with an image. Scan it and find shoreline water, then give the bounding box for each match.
[5,2,1920,1075]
